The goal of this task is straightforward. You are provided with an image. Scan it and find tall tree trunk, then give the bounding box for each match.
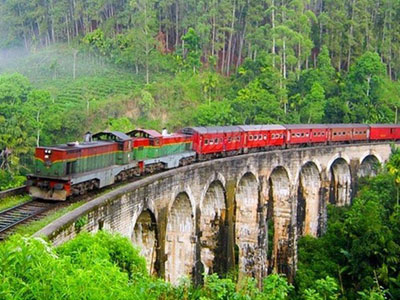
[66,15,70,45]
[212,7,216,57]
[221,33,226,73]
[36,111,40,147]
[272,0,276,68]
[236,22,246,72]
[226,0,236,75]
[283,37,287,80]
[73,49,78,80]
[297,42,301,78]
[175,1,179,49]
[347,0,355,71]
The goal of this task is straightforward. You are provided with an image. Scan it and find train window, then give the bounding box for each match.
[209,140,214,145]
[292,133,296,137]
[264,135,267,140]
[215,138,219,144]
[249,135,253,140]
[306,133,309,137]
[228,137,232,143]
[333,132,337,136]
[205,139,209,145]
[254,135,258,140]
[322,132,325,136]
[237,136,241,141]
[301,133,304,137]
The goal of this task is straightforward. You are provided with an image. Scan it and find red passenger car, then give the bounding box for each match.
[284,124,328,146]
[238,125,286,150]
[327,124,369,143]
[181,126,243,157]
[369,124,400,141]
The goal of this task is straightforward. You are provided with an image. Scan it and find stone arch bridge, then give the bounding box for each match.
[36,143,392,284]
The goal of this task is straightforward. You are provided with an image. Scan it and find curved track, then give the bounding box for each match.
[0,200,56,240]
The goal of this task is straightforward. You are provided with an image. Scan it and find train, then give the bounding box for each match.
[27,124,400,201]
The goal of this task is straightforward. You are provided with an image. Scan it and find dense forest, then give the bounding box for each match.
[1,0,400,185]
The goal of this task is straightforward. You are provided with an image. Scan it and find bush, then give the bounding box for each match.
[0,232,165,300]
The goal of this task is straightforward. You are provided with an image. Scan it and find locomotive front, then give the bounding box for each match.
[27,146,72,201]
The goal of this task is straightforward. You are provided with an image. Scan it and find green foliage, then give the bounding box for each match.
[0,231,165,300]
[232,80,284,124]
[296,151,400,299]
[262,274,294,300]
[198,273,293,300]
[57,231,147,278]
[193,101,235,126]
[0,230,296,300]
[108,117,134,132]
[303,276,339,300]
[0,170,25,190]
[344,52,387,123]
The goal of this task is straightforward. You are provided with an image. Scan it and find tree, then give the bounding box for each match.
[193,100,234,126]
[24,90,53,147]
[130,0,158,84]
[301,82,326,123]
[182,28,201,73]
[344,52,386,122]
[232,80,284,124]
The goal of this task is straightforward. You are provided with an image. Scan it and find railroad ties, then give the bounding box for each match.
[0,201,55,240]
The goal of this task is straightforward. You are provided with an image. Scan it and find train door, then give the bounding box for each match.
[66,161,77,175]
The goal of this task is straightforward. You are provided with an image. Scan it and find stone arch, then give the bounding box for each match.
[297,162,321,237]
[131,209,158,275]
[268,166,291,274]
[329,158,352,206]
[235,172,259,279]
[165,192,195,284]
[200,181,227,275]
[358,155,380,178]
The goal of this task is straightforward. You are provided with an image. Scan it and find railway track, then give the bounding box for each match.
[0,200,56,240]
[0,185,27,199]
[0,177,143,240]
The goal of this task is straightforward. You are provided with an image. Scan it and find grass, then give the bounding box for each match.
[14,185,118,237]
[0,195,31,212]
[14,200,88,236]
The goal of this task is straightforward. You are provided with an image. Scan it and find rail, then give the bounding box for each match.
[0,200,55,240]
[0,186,27,200]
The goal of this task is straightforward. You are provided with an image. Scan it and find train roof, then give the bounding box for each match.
[183,126,242,134]
[368,124,400,128]
[93,131,131,141]
[40,140,115,151]
[326,123,369,128]
[38,131,130,151]
[126,129,162,138]
[284,124,328,129]
[238,125,286,131]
